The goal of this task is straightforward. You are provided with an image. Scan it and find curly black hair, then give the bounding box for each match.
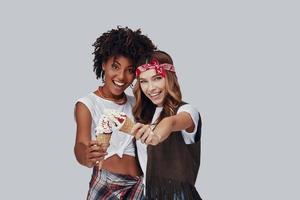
[93,26,156,80]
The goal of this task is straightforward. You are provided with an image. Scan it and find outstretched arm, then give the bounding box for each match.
[133,111,195,145]
[74,102,107,168]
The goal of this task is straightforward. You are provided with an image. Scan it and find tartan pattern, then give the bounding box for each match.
[87,168,144,200]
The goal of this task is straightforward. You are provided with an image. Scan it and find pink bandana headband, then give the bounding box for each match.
[135,59,175,78]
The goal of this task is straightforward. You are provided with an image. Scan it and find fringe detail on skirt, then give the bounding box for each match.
[146,177,202,200]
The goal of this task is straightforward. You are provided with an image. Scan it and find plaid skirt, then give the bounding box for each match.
[87,168,144,200]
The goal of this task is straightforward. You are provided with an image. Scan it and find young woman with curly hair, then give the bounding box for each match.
[74,27,156,200]
[132,50,202,199]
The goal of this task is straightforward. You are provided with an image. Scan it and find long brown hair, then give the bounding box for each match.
[132,50,182,124]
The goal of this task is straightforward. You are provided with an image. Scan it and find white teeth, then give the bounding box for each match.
[149,92,160,97]
[114,81,125,86]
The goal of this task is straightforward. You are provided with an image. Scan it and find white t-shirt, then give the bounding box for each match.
[76,92,135,159]
[136,104,199,188]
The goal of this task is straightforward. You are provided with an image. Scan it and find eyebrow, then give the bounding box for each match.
[113,60,133,68]
[152,74,162,78]
[113,60,121,65]
[140,74,161,80]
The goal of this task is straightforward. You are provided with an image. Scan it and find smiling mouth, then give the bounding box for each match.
[113,80,126,87]
[149,91,161,98]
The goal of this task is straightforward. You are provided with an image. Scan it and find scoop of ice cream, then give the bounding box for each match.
[104,109,127,128]
[95,115,113,135]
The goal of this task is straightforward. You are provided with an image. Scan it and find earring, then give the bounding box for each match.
[101,72,106,83]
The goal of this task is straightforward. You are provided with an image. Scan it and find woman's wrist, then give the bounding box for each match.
[154,132,162,143]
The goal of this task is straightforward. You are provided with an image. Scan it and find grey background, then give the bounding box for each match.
[0,0,299,199]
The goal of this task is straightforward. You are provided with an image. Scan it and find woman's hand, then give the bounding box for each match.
[132,123,161,145]
[131,112,194,147]
[81,140,108,168]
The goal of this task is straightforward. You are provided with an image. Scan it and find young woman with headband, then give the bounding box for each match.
[132,50,202,199]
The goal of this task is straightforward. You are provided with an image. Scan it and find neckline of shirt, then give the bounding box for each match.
[91,92,129,105]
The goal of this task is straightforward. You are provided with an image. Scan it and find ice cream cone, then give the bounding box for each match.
[104,109,136,135]
[119,117,135,135]
[96,133,112,144]
[95,133,111,169]
[95,115,113,170]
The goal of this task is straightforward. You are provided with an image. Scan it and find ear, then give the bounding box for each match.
[102,63,106,72]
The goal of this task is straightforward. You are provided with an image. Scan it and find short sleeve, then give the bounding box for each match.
[177,104,199,144]
[76,96,93,113]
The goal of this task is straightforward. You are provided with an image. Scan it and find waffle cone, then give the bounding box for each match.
[96,133,112,144]
[119,117,135,135]
[95,133,111,170]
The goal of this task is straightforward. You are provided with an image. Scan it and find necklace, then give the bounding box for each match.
[97,86,127,105]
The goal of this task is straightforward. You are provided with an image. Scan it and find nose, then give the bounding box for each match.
[147,81,155,92]
[117,70,125,81]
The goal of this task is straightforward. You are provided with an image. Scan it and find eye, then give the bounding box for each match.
[127,68,134,74]
[153,76,162,81]
[139,79,147,84]
[111,63,119,70]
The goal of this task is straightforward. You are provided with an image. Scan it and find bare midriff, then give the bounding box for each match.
[102,154,142,177]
